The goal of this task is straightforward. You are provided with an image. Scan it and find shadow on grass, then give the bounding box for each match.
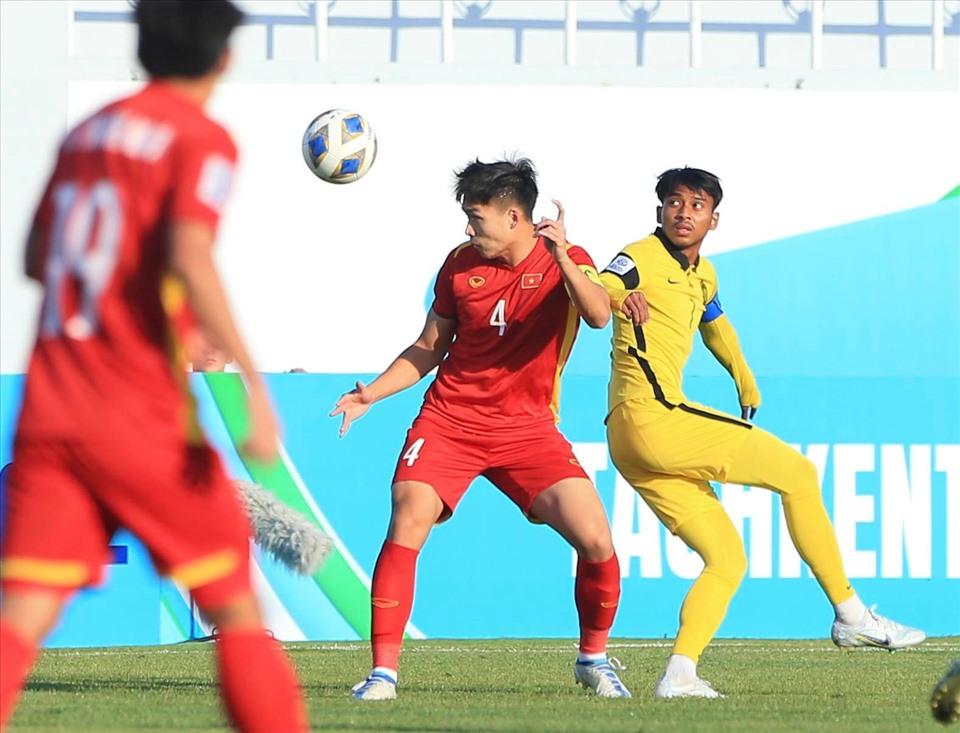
[26,679,217,693]
[309,724,556,733]
[305,681,594,697]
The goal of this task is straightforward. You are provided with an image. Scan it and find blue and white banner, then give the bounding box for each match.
[1,193,957,647]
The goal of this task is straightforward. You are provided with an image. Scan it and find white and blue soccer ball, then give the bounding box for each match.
[301,109,377,184]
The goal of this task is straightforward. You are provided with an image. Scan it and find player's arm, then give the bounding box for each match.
[698,298,761,419]
[536,199,610,328]
[24,226,44,282]
[367,309,456,398]
[599,251,650,326]
[25,160,59,282]
[168,220,279,462]
[556,256,610,329]
[330,309,456,437]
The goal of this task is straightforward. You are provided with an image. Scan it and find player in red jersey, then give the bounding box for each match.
[0,3,308,732]
[332,157,630,700]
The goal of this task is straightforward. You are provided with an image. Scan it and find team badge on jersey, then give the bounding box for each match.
[521,273,543,289]
[469,276,485,289]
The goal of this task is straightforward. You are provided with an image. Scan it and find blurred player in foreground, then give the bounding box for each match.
[187,324,233,373]
[931,661,960,724]
[0,3,308,731]
[599,167,925,700]
[332,157,630,700]
[182,326,331,576]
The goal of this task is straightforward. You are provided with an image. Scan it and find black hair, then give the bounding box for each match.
[454,156,539,221]
[136,0,244,79]
[655,167,723,209]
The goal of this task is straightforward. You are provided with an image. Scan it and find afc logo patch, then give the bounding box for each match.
[469,276,486,288]
[603,254,636,276]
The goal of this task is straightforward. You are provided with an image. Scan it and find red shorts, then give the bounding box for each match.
[1,435,252,609]
[392,413,589,520]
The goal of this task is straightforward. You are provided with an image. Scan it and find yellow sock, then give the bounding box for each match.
[672,509,747,662]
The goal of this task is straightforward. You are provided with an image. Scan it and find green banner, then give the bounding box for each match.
[202,373,373,639]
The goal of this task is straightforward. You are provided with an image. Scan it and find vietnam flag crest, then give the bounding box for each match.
[521,273,543,289]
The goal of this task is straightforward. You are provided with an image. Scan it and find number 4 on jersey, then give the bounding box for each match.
[490,298,507,336]
[402,438,425,466]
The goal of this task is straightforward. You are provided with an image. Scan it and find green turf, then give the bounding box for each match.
[8,637,958,732]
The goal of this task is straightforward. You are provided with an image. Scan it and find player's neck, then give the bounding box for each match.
[657,227,703,268]
[155,76,218,107]
[499,228,539,267]
[679,243,702,266]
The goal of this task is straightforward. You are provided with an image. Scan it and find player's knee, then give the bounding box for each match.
[388,484,443,546]
[389,502,437,533]
[0,587,70,645]
[572,531,615,563]
[200,590,263,632]
[549,504,614,560]
[191,567,259,629]
[703,541,748,588]
[726,544,749,586]
[391,483,443,519]
[782,455,822,502]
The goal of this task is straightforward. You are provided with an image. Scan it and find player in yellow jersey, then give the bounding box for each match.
[599,167,926,700]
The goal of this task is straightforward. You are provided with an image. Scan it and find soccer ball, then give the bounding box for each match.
[301,109,377,184]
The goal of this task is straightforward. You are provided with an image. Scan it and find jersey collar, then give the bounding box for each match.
[654,227,700,270]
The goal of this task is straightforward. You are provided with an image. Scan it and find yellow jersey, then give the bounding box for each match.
[600,229,723,412]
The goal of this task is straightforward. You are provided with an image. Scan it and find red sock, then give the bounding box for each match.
[1,619,37,730]
[370,541,419,671]
[216,628,307,733]
[575,553,621,655]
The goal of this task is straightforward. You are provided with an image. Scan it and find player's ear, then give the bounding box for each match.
[656,206,662,224]
[215,49,232,76]
[710,211,719,230]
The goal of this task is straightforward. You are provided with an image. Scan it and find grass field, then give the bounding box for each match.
[8,637,958,732]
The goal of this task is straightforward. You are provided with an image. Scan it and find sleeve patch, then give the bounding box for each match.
[602,253,640,290]
[579,264,602,285]
[196,154,234,213]
[703,295,724,323]
[603,254,636,277]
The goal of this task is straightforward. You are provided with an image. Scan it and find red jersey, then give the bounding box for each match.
[422,237,598,432]
[15,82,236,442]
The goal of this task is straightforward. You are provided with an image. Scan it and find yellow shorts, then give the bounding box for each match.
[606,397,753,533]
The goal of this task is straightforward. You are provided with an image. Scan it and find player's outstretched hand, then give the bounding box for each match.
[330,380,375,437]
[535,199,569,261]
[243,383,280,463]
[621,291,650,325]
[741,406,758,421]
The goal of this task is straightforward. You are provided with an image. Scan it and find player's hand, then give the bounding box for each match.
[621,291,650,325]
[243,383,280,463]
[535,199,569,262]
[329,380,375,437]
[739,384,761,421]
